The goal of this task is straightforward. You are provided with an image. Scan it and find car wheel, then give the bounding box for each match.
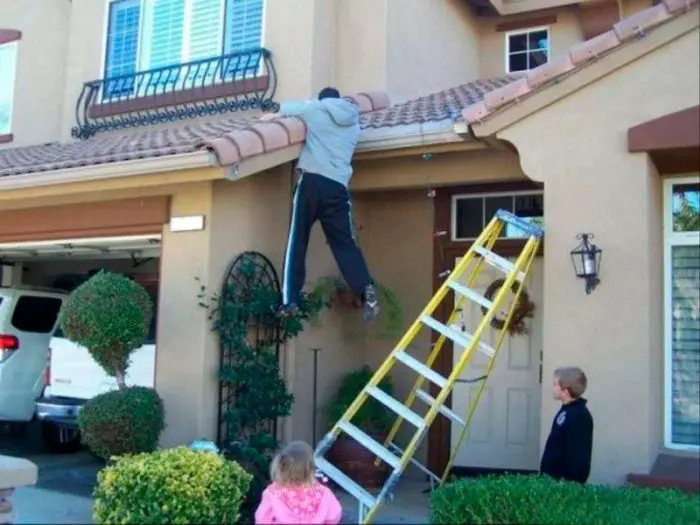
[41,421,82,453]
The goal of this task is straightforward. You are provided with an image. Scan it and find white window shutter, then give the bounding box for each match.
[224,0,263,79]
[225,0,263,53]
[144,0,185,70]
[104,0,141,97]
[189,0,224,61]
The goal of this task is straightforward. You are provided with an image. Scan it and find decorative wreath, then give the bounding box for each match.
[479,278,536,336]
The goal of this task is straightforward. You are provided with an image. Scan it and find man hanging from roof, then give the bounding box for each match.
[260,87,379,322]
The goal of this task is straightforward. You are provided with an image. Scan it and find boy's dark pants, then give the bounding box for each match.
[282,172,372,306]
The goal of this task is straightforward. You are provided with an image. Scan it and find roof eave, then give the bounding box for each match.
[0,151,218,192]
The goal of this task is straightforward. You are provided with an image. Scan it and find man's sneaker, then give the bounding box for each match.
[362,284,380,323]
[276,303,299,319]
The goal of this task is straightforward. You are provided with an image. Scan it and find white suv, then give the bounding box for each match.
[0,286,66,425]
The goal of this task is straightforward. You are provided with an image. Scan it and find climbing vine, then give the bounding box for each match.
[196,252,326,523]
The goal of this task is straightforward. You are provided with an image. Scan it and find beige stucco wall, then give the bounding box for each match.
[278,0,482,102]
[479,0,654,80]
[0,0,70,148]
[498,26,700,484]
[352,147,525,192]
[384,0,480,103]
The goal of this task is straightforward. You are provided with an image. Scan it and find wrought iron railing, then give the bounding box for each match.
[71,47,279,139]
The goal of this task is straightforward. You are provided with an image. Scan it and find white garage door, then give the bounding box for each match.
[450,255,543,472]
[0,234,161,263]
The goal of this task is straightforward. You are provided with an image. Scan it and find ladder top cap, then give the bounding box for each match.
[495,209,544,239]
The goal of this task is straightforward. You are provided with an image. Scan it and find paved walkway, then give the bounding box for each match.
[3,424,431,524]
[12,480,430,524]
[337,479,431,524]
[14,486,93,524]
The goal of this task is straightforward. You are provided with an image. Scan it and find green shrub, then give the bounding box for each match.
[327,365,394,434]
[429,473,700,525]
[59,270,153,384]
[93,446,252,524]
[78,386,165,460]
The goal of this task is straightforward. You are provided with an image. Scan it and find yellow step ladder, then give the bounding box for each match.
[313,209,544,524]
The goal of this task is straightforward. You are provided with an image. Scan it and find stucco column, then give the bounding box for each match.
[156,169,294,447]
[156,183,216,447]
[498,126,664,483]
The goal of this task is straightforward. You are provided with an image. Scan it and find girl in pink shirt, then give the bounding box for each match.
[255,441,343,524]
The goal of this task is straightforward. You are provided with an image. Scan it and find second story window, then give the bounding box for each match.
[0,41,18,135]
[506,27,549,73]
[104,0,264,94]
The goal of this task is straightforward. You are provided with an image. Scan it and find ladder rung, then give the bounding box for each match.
[338,421,401,469]
[472,245,526,282]
[414,388,466,426]
[446,280,493,310]
[314,456,376,509]
[421,314,470,348]
[394,351,448,388]
[366,386,425,429]
[388,442,440,484]
[496,209,544,239]
[421,315,495,357]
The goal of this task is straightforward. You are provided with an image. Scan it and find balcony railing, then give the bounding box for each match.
[71,47,279,139]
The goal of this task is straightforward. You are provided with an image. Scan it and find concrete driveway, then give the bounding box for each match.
[0,422,97,524]
[1,422,430,524]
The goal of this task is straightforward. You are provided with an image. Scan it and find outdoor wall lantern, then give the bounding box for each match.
[570,233,602,294]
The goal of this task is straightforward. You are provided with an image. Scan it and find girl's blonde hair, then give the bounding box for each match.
[270,441,315,486]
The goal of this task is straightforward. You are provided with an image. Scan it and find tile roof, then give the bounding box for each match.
[0,91,390,179]
[0,78,518,179]
[0,117,257,178]
[462,0,699,125]
[3,0,695,182]
[360,77,516,129]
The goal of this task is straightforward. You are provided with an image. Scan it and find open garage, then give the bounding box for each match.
[0,196,168,452]
[0,234,161,450]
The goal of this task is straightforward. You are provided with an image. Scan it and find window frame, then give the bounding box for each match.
[0,40,19,136]
[663,173,700,451]
[450,189,544,242]
[99,0,266,83]
[504,26,551,74]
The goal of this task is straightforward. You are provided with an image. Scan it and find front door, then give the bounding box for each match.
[449,255,543,471]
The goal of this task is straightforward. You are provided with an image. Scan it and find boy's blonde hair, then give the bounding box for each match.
[270,441,315,486]
[554,366,588,398]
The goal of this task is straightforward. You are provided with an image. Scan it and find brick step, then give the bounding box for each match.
[627,473,700,494]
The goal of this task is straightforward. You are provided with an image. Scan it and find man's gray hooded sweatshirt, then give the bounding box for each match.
[279,97,361,188]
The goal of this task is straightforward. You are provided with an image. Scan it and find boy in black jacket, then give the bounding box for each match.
[540,366,594,484]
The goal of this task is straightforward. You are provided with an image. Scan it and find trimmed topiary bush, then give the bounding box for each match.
[59,270,153,387]
[93,446,252,524]
[429,473,700,525]
[78,386,165,460]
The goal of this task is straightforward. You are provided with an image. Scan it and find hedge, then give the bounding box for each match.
[429,473,700,525]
